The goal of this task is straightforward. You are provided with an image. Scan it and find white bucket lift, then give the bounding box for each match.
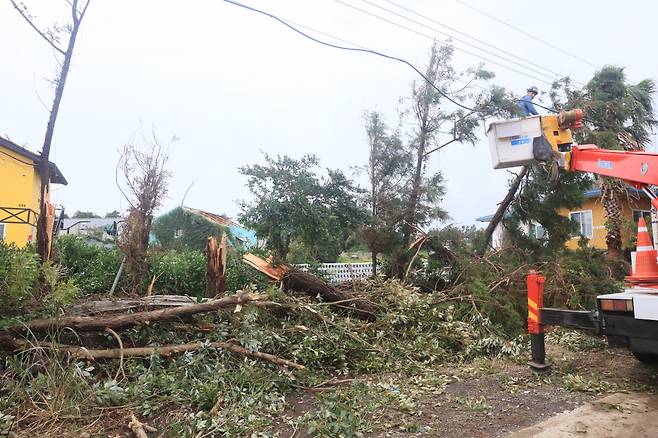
[488,116,543,169]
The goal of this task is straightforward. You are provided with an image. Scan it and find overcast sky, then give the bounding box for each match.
[1,0,657,227]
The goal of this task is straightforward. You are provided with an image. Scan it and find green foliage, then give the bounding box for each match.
[304,382,371,436]
[406,226,624,336]
[56,236,268,296]
[152,207,237,251]
[507,164,591,256]
[2,350,90,421]
[40,261,80,308]
[239,154,367,262]
[55,235,124,294]
[0,241,39,311]
[72,211,100,218]
[550,66,657,255]
[149,250,206,296]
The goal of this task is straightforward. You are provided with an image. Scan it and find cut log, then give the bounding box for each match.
[8,292,265,333]
[16,339,305,370]
[206,234,228,298]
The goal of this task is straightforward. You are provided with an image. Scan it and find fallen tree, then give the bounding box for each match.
[67,294,209,315]
[13,339,305,370]
[282,269,379,321]
[7,292,265,333]
[243,253,379,320]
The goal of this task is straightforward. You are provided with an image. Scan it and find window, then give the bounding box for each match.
[632,210,652,225]
[529,222,546,239]
[174,229,183,238]
[0,223,5,240]
[570,210,593,238]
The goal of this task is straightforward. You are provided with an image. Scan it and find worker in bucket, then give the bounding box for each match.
[517,85,539,116]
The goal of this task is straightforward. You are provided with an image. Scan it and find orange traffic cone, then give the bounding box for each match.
[625,217,658,287]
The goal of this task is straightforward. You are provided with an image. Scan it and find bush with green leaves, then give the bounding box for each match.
[56,236,269,296]
[0,241,39,310]
[149,249,206,295]
[55,235,124,294]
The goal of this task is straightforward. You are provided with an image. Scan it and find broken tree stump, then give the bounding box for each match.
[206,234,228,298]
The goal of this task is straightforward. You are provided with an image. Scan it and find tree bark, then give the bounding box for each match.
[479,165,530,255]
[7,292,265,333]
[36,1,86,259]
[205,234,227,298]
[601,178,623,259]
[282,269,378,321]
[20,340,305,370]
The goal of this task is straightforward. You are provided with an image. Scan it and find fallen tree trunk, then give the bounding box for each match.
[15,339,305,370]
[67,295,208,315]
[478,165,529,256]
[243,253,379,321]
[8,292,265,333]
[282,269,379,321]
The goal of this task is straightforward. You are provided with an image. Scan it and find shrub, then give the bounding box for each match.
[0,241,40,312]
[149,250,206,296]
[56,236,270,296]
[55,236,123,294]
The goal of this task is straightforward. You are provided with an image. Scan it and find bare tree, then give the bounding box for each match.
[116,131,172,289]
[9,0,92,260]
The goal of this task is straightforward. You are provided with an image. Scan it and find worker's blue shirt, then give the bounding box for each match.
[518,95,539,116]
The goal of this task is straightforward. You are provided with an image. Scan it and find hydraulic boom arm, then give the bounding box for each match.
[568,144,658,208]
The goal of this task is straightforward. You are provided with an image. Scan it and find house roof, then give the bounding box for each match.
[61,217,122,229]
[182,206,242,228]
[0,136,67,185]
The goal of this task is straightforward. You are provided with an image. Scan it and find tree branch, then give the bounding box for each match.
[9,0,66,55]
[424,137,460,156]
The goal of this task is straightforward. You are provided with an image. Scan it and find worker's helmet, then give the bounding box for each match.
[527,85,539,94]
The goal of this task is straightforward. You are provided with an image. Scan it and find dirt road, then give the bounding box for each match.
[508,392,658,438]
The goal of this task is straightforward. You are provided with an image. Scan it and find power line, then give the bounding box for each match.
[453,0,598,68]
[331,0,554,86]
[376,0,585,86]
[222,0,568,120]
[222,0,481,113]
[283,16,488,95]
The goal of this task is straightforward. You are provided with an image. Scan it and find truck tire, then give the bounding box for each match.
[632,351,658,364]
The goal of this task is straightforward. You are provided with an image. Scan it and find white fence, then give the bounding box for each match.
[295,262,374,284]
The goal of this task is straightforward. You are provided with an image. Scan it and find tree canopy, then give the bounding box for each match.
[239,154,366,262]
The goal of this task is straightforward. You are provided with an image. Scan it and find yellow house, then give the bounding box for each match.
[0,136,67,246]
[558,187,651,250]
[477,187,652,250]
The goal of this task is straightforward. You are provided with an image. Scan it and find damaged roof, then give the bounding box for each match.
[0,136,68,185]
[182,206,242,228]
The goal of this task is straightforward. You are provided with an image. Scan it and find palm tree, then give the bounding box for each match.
[570,66,657,258]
